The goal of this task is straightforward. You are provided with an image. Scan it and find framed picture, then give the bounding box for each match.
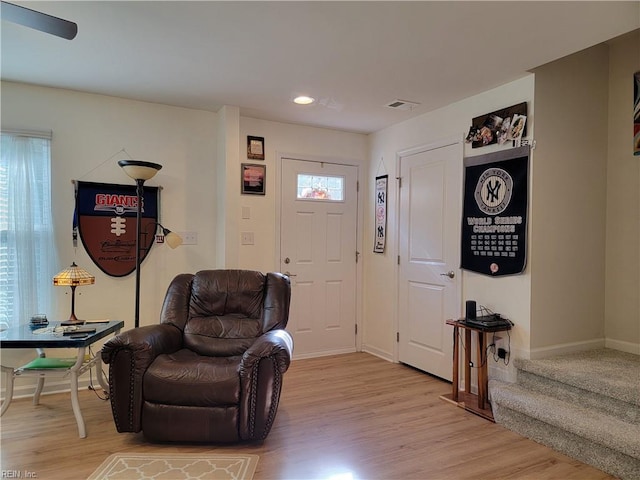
[247,135,265,160]
[241,163,266,195]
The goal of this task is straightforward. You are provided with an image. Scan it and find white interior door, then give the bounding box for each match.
[398,140,462,380]
[280,158,358,358]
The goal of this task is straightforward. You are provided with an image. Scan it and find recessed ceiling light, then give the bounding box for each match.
[293,95,316,105]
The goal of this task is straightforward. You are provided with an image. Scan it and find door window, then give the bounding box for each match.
[296,174,344,201]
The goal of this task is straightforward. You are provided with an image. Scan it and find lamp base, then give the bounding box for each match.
[61,319,85,326]
[61,313,84,326]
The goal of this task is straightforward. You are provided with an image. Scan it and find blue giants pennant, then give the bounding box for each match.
[76,181,159,277]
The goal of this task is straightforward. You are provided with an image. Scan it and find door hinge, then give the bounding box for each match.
[357,180,359,192]
[397,177,402,188]
[396,332,400,342]
[356,251,360,263]
[397,255,400,265]
[355,324,358,335]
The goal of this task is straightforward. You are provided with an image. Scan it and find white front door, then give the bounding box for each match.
[397,139,462,380]
[280,158,358,358]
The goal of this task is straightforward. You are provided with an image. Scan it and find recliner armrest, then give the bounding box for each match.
[101,324,182,366]
[238,329,293,441]
[241,329,293,375]
[101,324,182,433]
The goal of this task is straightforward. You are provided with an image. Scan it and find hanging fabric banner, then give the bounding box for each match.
[461,146,529,276]
[75,181,159,277]
[374,175,388,253]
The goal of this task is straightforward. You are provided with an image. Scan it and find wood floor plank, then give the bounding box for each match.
[0,352,613,479]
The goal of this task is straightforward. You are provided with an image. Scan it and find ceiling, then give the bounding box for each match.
[1,1,639,134]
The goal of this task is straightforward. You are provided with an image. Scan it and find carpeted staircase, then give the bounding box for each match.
[489,349,640,479]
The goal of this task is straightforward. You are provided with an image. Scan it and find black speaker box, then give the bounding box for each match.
[465,300,477,320]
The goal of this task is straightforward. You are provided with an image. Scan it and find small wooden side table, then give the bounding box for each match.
[441,318,512,421]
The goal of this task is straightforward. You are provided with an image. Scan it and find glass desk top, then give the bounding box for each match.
[0,320,124,349]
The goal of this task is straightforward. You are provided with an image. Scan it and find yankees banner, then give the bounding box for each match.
[76,181,159,277]
[461,146,529,276]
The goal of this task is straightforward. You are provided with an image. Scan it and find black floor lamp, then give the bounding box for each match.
[118,160,182,328]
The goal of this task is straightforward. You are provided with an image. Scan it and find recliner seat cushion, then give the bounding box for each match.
[144,349,241,406]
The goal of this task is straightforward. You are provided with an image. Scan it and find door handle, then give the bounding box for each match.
[284,271,297,277]
[440,271,455,279]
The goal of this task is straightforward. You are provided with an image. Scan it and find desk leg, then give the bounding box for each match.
[477,331,487,410]
[451,326,459,402]
[464,329,472,394]
[69,347,87,438]
[1,365,15,416]
[32,348,46,406]
[94,352,109,396]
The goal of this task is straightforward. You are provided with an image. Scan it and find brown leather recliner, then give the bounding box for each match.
[101,269,293,443]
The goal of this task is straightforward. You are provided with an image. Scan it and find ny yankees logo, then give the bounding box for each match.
[474,167,513,215]
[486,179,501,203]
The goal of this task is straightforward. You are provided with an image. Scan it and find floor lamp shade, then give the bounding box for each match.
[117,160,162,181]
[53,262,95,325]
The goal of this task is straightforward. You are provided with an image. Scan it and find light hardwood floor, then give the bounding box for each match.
[0,352,613,479]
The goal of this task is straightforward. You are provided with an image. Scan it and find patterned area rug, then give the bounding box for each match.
[87,453,259,480]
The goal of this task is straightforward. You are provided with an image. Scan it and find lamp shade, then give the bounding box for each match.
[157,224,183,249]
[53,262,95,286]
[118,160,162,181]
[165,231,183,249]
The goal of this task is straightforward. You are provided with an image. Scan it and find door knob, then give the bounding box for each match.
[440,270,455,279]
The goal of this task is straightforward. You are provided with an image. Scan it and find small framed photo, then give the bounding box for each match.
[241,163,266,195]
[247,135,265,160]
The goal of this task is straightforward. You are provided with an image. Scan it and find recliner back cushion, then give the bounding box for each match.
[184,314,261,356]
[185,270,265,356]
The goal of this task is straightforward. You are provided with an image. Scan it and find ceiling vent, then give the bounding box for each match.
[385,99,421,111]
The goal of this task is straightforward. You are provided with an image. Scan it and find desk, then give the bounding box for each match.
[0,320,124,437]
[441,318,512,421]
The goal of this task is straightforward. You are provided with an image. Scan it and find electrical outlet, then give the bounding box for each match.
[180,232,198,245]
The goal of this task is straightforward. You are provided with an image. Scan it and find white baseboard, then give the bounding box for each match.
[605,338,640,355]
[1,374,101,402]
[529,338,606,359]
[361,344,393,363]
[292,347,356,361]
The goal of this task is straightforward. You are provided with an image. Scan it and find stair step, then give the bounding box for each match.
[515,349,640,406]
[489,380,640,460]
[490,349,640,479]
[517,369,639,424]
[491,400,640,480]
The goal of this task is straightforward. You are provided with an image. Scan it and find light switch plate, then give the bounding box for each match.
[241,232,254,245]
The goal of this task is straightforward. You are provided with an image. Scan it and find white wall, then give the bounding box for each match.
[605,31,640,353]
[365,76,535,377]
[530,45,610,356]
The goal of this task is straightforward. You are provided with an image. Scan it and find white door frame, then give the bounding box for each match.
[275,151,364,354]
[393,135,464,363]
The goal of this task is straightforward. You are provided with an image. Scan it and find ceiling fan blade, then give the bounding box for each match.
[1,1,77,40]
